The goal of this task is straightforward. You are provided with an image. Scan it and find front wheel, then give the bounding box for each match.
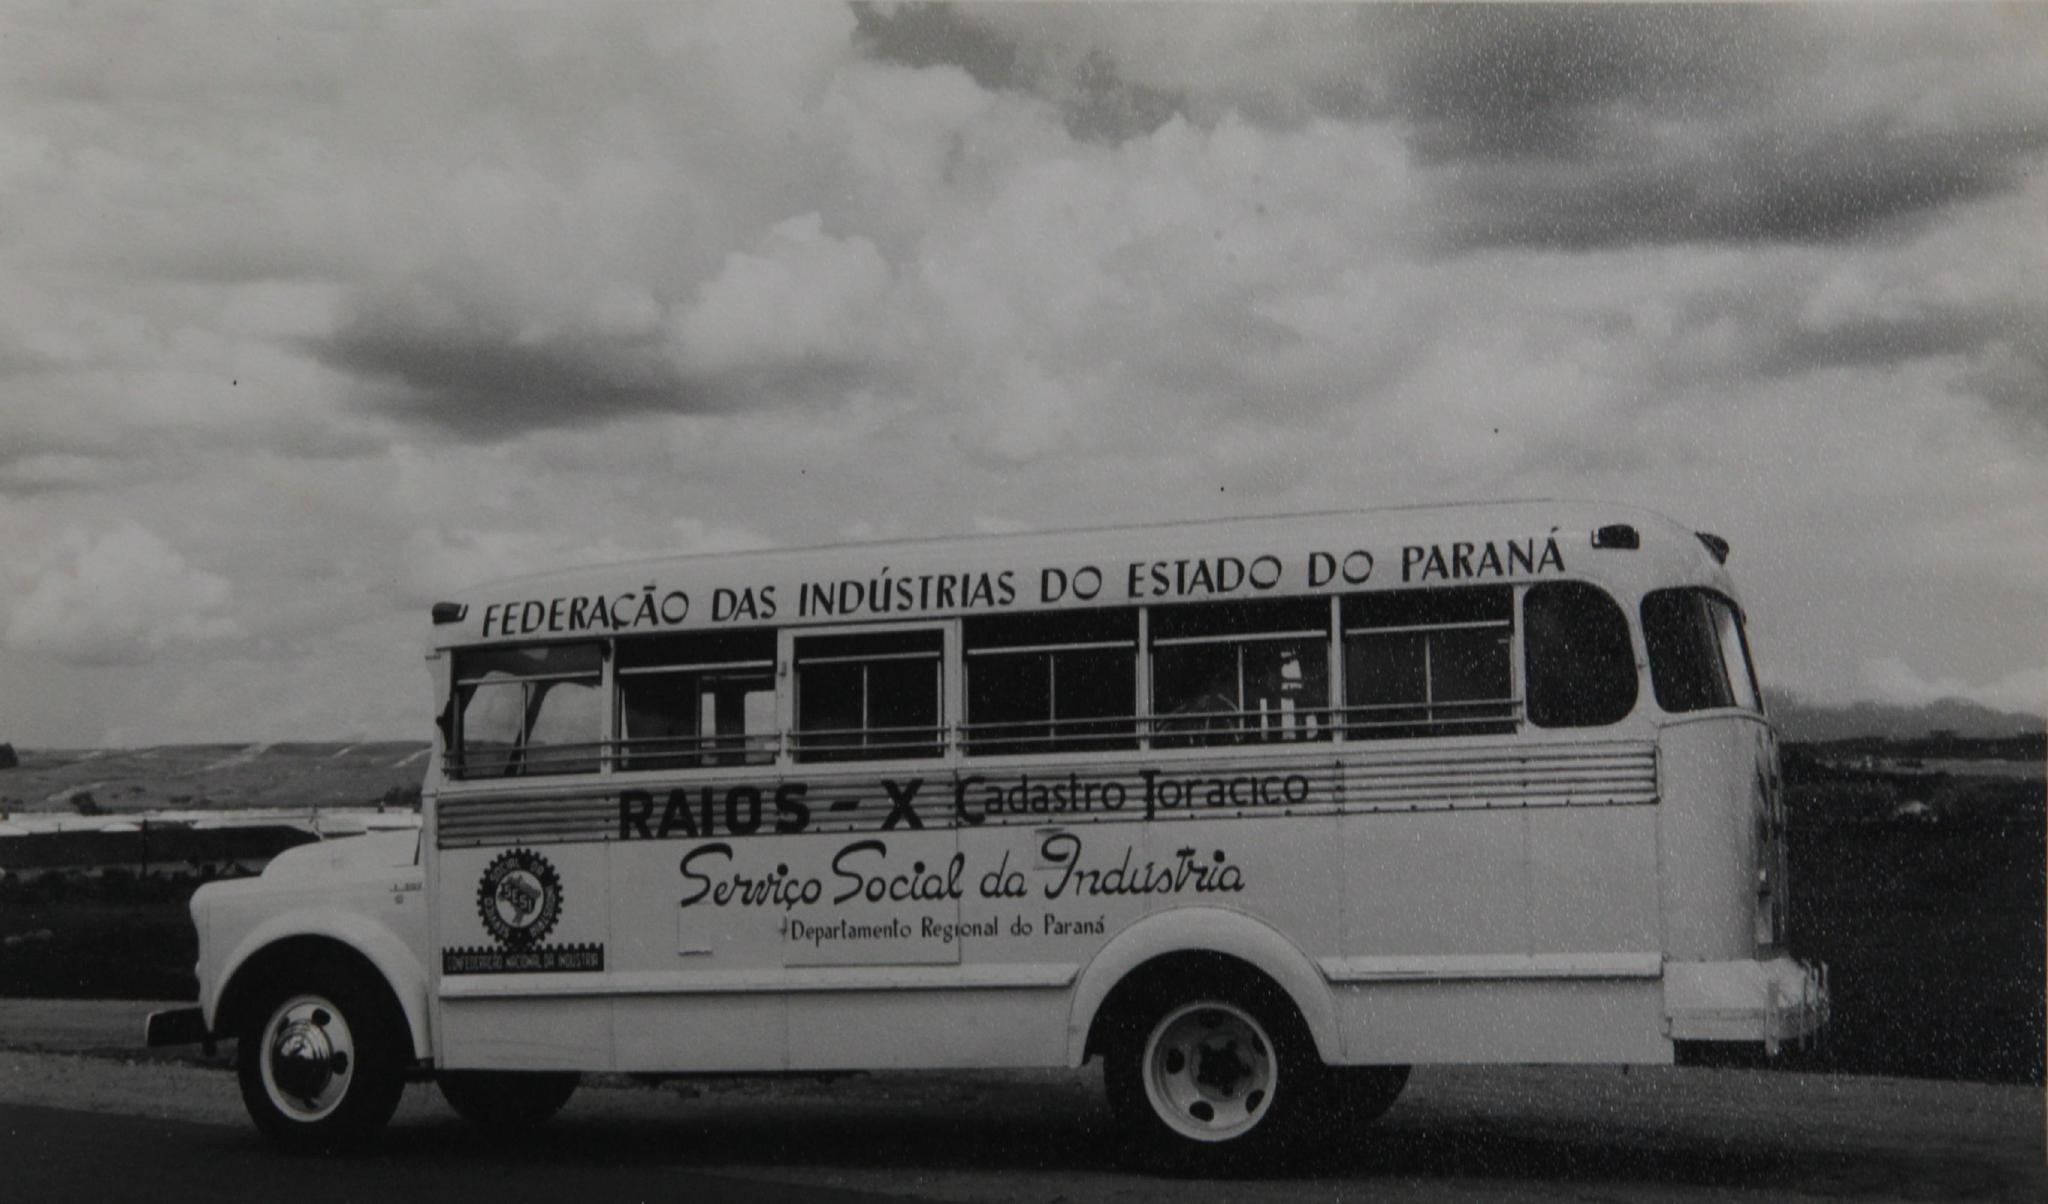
[1104,980,1327,1174]
[236,971,408,1153]
[438,1071,579,1128]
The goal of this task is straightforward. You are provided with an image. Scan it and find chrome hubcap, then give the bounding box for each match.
[1143,1002,1277,1142]
[260,995,355,1122]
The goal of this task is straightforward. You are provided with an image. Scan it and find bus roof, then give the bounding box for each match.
[429,499,1738,648]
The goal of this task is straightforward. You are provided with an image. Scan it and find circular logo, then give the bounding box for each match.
[476,848,562,949]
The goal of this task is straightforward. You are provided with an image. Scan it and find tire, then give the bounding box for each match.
[1103,970,1328,1175]
[236,968,408,1153]
[438,1071,579,1129]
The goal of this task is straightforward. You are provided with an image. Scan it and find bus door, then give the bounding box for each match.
[433,642,613,1071]
[772,626,960,1071]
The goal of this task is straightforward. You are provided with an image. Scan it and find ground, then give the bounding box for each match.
[0,1000,2041,1202]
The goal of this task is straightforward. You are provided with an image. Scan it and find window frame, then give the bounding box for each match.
[614,632,778,772]
[962,609,1140,757]
[1145,598,1336,749]
[1339,586,1520,740]
[784,622,953,764]
[449,641,609,781]
[1714,596,1763,713]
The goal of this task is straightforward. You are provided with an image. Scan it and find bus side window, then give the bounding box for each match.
[1149,598,1331,748]
[451,642,605,779]
[1342,587,1515,739]
[1524,581,1637,728]
[617,631,777,770]
[964,610,1138,755]
[793,629,944,762]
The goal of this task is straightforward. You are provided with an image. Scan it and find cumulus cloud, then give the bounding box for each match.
[0,2,874,441]
[0,453,129,497]
[306,290,695,438]
[397,517,773,605]
[955,357,1098,465]
[5,523,243,664]
[398,527,652,605]
[1378,7,2048,250]
[674,213,901,382]
[872,3,2048,249]
[667,517,775,556]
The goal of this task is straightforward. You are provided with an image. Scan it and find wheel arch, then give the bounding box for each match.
[212,920,429,1062]
[1067,907,1340,1067]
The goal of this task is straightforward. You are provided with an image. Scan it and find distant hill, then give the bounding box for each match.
[0,742,431,816]
[1766,690,2045,744]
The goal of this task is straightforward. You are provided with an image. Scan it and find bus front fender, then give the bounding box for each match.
[1065,907,1341,1067]
[207,903,432,1062]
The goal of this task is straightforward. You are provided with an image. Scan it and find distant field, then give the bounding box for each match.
[1782,812,2043,1084]
[0,882,201,1000]
[0,743,431,816]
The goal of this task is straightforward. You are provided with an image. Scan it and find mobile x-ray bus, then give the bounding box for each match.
[150,501,1825,1169]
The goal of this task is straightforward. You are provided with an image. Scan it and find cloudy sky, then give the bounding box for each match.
[1,2,2043,746]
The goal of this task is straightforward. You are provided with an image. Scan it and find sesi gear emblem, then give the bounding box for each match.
[476,848,562,949]
[446,849,600,976]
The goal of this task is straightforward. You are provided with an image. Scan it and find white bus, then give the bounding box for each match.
[150,501,1825,1169]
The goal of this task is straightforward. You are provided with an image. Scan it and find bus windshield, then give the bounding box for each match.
[1641,588,1761,714]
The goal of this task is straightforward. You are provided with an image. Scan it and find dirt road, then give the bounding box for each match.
[1,1000,2040,1202]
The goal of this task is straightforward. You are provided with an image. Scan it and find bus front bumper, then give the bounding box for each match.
[145,1005,213,1052]
[1664,956,1828,1052]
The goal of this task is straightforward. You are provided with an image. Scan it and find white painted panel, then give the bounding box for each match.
[1526,805,1662,953]
[1342,809,1530,956]
[436,841,611,1067]
[1335,980,1670,1064]
[613,994,786,1073]
[1658,717,1770,961]
[438,997,610,1070]
[785,990,1066,1070]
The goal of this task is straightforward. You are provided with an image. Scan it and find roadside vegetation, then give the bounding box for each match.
[1,870,206,1000]
[1779,752,2043,1084]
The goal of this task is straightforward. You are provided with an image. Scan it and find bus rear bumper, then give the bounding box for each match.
[1664,956,1827,1052]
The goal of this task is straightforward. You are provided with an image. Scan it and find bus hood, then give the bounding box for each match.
[262,828,420,882]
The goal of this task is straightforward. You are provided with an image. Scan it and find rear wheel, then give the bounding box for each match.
[1104,972,1327,1174]
[438,1071,579,1129]
[236,969,407,1152]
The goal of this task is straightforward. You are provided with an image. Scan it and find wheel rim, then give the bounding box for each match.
[258,994,356,1123]
[1141,1001,1277,1143]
